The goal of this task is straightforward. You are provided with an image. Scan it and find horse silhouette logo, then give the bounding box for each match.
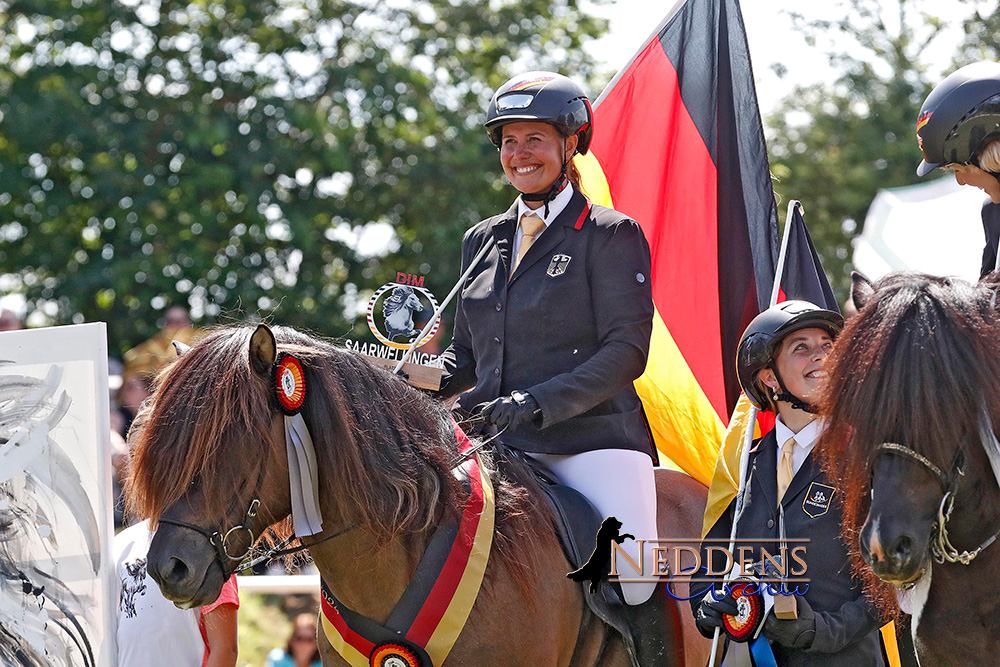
[366,280,441,350]
[566,517,634,593]
[382,285,424,341]
[119,557,148,619]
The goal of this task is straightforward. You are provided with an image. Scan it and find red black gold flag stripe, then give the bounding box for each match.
[577,0,778,485]
[320,423,495,666]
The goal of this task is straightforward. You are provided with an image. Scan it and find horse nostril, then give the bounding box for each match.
[892,535,913,563]
[160,556,191,586]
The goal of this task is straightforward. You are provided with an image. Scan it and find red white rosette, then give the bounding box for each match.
[274,353,306,415]
[722,578,765,643]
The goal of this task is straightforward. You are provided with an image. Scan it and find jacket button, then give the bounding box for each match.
[495,302,502,311]
[494,337,501,344]
[766,519,774,529]
[494,368,500,377]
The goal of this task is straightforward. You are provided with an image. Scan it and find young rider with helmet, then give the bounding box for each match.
[436,71,666,664]
[692,301,885,666]
[915,62,1000,277]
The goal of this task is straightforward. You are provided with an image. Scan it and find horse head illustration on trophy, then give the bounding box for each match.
[381,285,425,342]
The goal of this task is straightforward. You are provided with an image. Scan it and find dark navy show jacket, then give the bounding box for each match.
[439,188,655,457]
[694,429,884,666]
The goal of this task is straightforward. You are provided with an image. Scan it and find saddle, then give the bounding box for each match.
[499,446,640,662]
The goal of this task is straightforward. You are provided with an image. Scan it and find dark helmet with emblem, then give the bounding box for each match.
[916,62,1000,177]
[736,300,844,412]
[485,71,594,154]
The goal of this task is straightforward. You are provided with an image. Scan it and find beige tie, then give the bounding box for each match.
[776,437,796,505]
[510,212,546,279]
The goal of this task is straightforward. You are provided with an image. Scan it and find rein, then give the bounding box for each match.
[873,442,1000,565]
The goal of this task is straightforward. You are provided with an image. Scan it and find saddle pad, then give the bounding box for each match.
[538,481,633,647]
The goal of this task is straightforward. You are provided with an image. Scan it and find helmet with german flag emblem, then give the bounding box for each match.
[736,301,843,411]
[485,71,593,154]
[916,62,1000,177]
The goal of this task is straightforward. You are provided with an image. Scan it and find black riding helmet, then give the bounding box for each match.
[485,71,594,154]
[916,62,1000,177]
[736,300,844,412]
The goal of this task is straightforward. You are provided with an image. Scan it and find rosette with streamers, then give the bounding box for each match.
[274,353,324,537]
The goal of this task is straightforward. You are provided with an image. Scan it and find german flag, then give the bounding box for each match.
[576,0,778,485]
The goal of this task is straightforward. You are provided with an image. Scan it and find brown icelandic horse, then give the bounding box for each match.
[818,273,1000,665]
[125,324,712,666]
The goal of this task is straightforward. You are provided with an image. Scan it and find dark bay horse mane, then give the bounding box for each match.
[125,325,546,581]
[816,272,1000,613]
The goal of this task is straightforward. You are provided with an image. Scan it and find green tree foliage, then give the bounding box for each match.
[955,0,1000,63]
[0,0,606,355]
[765,0,954,298]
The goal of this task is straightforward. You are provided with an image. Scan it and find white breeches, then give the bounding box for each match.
[527,448,659,605]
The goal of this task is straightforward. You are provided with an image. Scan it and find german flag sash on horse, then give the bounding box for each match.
[319,421,495,667]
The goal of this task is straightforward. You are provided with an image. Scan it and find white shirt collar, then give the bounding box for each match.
[516,182,574,227]
[773,416,821,450]
[773,416,824,477]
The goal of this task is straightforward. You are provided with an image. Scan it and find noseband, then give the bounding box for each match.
[873,443,1000,565]
[157,459,358,577]
[157,462,269,577]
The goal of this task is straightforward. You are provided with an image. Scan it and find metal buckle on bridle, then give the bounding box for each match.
[874,443,998,566]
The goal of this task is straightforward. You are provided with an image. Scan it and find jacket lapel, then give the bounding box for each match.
[508,190,585,285]
[750,431,778,515]
[491,201,519,278]
[780,449,823,508]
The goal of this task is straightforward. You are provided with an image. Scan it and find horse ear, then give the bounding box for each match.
[851,271,875,311]
[249,325,277,376]
[172,340,191,357]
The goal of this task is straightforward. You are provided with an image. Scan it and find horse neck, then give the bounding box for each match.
[308,524,429,622]
[306,439,449,621]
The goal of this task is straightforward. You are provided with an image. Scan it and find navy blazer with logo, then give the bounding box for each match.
[694,429,884,666]
[439,188,655,457]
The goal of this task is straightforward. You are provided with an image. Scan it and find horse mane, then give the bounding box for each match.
[383,285,415,317]
[817,272,1000,615]
[125,325,549,595]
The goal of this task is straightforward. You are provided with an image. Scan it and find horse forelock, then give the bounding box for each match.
[817,272,1000,615]
[125,326,275,525]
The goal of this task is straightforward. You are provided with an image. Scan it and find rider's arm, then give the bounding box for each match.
[438,228,482,399]
[203,603,239,667]
[528,218,653,427]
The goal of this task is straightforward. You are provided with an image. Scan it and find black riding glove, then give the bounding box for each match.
[479,391,540,431]
[762,595,817,649]
[693,588,740,639]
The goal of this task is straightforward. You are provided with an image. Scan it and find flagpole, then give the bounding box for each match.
[593,0,687,107]
[393,238,496,374]
[769,200,800,306]
[706,199,799,667]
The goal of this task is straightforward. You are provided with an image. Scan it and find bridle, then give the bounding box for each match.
[872,442,1000,565]
[155,411,495,578]
[157,459,357,577]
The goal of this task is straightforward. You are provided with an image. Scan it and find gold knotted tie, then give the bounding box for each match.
[510,212,546,279]
[776,436,796,506]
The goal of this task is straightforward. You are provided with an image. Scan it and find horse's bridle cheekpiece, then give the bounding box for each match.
[874,440,1000,566]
